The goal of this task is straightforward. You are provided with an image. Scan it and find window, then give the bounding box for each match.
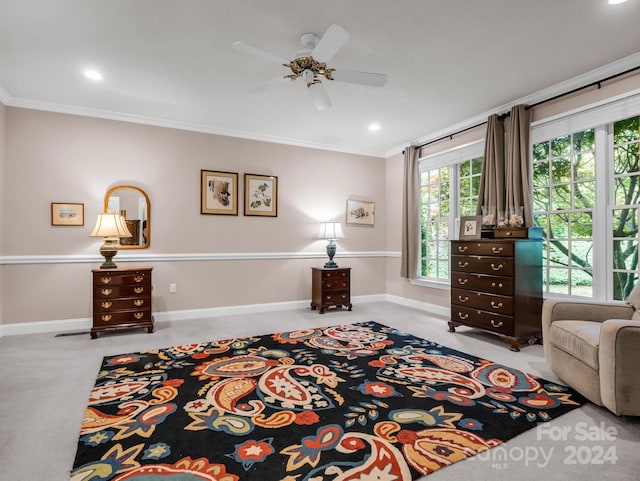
[418,144,484,281]
[532,110,640,301]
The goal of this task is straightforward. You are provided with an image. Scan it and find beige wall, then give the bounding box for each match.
[2,108,387,325]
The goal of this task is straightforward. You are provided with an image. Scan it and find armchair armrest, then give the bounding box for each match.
[542,299,633,325]
[599,319,640,416]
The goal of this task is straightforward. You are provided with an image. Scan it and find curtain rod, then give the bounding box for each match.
[406,64,640,154]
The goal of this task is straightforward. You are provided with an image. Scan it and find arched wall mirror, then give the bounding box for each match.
[104,185,151,249]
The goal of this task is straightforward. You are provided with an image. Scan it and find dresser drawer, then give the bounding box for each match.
[322,270,350,280]
[450,306,514,335]
[93,309,152,327]
[451,255,514,276]
[321,290,350,306]
[451,272,513,295]
[451,288,513,315]
[94,285,151,299]
[94,297,150,311]
[322,278,350,291]
[451,241,514,257]
[93,271,151,286]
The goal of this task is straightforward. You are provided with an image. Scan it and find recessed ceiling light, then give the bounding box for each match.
[84,69,103,81]
[368,123,381,132]
[608,0,627,5]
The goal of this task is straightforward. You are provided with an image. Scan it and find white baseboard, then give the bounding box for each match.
[0,294,445,337]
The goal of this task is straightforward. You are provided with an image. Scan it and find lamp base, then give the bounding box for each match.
[99,238,119,269]
[324,239,338,268]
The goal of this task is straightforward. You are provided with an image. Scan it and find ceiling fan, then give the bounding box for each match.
[232,24,387,110]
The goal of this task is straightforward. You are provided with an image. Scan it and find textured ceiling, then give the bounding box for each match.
[1,0,640,157]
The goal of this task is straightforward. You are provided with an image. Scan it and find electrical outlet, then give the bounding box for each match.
[169,283,177,293]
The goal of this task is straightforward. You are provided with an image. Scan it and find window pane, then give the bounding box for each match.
[613,271,638,301]
[533,141,549,161]
[571,270,593,297]
[574,153,595,181]
[459,160,470,177]
[551,185,571,211]
[613,240,639,270]
[549,213,569,239]
[571,212,593,238]
[551,158,571,184]
[551,136,571,156]
[549,240,569,266]
[573,129,594,152]
[613,208,638,236]
[573,181,595,208]
[614,116,639,144]
[533,186,550,211]
[614,175,640,206]
[471,156,483,175]
[548,268,569,294]
[533,161,550,185]
[571,241,593,267]
[614,143,639,175]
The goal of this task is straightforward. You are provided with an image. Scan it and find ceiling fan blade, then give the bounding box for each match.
[311,24,350,63]
[308,82,332,110]
[331,69,388,87]
[249,76,291,93]
[232,41,289,65]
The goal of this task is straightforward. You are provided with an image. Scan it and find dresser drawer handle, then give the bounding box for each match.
[101,288,113,296]
[341,272,347,277]
[341,294,347,299]
[458,295,469,303]
[100,277,111,284]
[457,245,468,253]
[134,312,144,320]
[490,263,504,271]
[458,312,469,320]
[133,299,144,307]
[458,261,469,268]
[326,295,332,300]
[491,282,504,288]
[491,301,503,309]
[491,247,503,254]
[101,301,112,309]
[134,275,145,283]
[505,231,513,236]
[101,314,112,322]
[134,287,144,294]
[326,282,332,288]
[457,278,468,285]
[490,319,503,328]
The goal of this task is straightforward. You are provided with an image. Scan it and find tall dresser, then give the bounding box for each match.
[448,238,542,351]
[91,266,154,339]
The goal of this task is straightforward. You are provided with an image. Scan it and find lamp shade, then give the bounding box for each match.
[90,213,132,238]
[318,222,345,240]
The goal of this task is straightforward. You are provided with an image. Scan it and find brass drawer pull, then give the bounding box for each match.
[458,295,469,303]
[326,295,332,300]
[134,275,144,283]
[101,288,113,296]
[490,319,503,328]
[101,301,112,309]
[458,312,469,320]
[457,245,468,253]
[326,282,332,288]
[134,287,144,294]
[491,301,504,309]
[491,247,503,254]
[490,263,504,271]
[341,272,347,277]
[457,278,468,285]
[133,299,144,307]
[134,312,144,320]
[458,261,469,268]
[101,315,112,322]
[100,277,111,284]
[491,282,504,288]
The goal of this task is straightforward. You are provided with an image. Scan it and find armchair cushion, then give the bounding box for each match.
[549,320,600,370]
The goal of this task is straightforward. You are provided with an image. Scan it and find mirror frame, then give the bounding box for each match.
[104,185,151,249]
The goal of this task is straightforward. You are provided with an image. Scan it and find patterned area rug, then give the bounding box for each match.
[71,321,585,480]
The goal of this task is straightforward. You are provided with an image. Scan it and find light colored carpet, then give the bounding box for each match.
[1,301,638,481]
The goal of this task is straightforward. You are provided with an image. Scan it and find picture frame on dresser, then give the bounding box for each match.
[459,215,481,240]
[201,170,238,215]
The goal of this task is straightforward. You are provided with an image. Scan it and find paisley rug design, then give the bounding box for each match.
[71,321,585,480]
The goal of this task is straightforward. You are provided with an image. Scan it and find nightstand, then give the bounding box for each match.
[310,267,352,314]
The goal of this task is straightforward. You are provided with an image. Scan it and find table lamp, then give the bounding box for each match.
[90,213,132,269]
[318,222,345,268]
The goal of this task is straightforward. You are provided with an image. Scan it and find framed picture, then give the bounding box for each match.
[346,199,375,226]
[459,215,482,239]
[201,170,238,215]
[244,173,278,217]
[51,202,84,226]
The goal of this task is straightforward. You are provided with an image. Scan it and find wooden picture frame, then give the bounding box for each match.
[459,215,482,239]
[346,199,375,226]
[51,202,84,226]
[201,170,238,215]
[244,173,278,217]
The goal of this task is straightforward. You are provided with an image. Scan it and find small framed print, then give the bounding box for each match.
[346,199,375,226]
[201,170,238,215]
[51,202,84,226]
[459,215,482,239]
[244,173,278,217]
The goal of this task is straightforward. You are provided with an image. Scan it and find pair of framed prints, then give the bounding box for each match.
[201,170,277,217]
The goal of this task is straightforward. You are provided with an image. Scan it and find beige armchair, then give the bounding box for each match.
[542,298,640,416]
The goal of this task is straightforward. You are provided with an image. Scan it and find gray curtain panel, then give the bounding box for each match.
[476,114,505,220]
[505,104,533,226]
[401,146,419,279]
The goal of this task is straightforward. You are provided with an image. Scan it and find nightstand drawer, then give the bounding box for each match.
[322,270,350,280]
[93,271,150,286]
[322,290,350,306]
[93,309,152,327]
[94,285,151,299]
[94,298,150,311]
[322,278,350,290]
